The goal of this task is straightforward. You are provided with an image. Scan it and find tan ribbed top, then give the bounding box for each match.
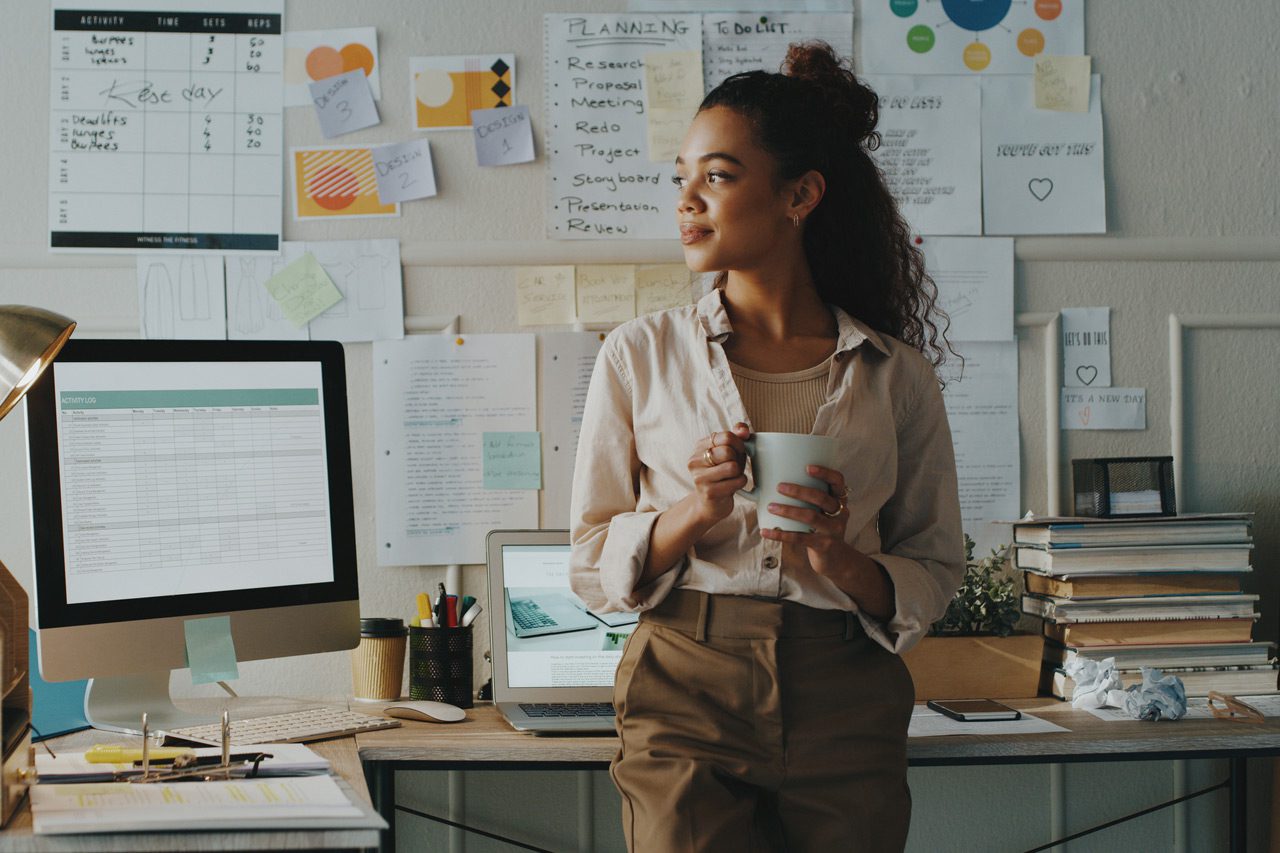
[729,354,833,434]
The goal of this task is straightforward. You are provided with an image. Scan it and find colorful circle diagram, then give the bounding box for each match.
[939,0,1012,32]
[305,43,375,81]
[884,0,1075,72]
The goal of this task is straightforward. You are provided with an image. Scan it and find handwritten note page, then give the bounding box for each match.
[1061,388,1146,431]
[702,13,853,91]
[264,253,343,327]
[939,341,1020,559]
[50,1,284,254]
[919,237,1013,342]
[517,267,576,326]
[862,75,981,236]
[374,334,537,566]
[471,105,536,166]
[225,254,308,340]
[304,239,404,342]
[371,139,437,203]
[545,13,702,239]
[310,68,380,138]
[137,256,227,339]
[540,332,605,528]
[1035,55,1092,112]
[981,74,1105,235]
[635,264,693,315]
[1061,306,1111,387]
[576,265,636,324]
[482,432,542,490]
[284,27,380,107]
[644,51,704,162]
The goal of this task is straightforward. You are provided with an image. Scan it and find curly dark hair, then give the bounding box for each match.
[699,41,952,370]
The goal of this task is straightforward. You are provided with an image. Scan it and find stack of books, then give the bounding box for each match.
[1012,513,1277,698]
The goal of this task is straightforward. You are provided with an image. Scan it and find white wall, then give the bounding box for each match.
[1,1,1277,850]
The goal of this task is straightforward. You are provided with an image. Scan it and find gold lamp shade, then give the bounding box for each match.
[0,305,76,422]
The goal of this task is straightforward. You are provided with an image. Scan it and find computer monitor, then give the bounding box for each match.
[24,339,360,734]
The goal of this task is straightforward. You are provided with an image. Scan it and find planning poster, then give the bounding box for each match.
[544,13,701,240]
[50,0,284,253]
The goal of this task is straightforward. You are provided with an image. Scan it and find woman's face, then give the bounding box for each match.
[674,107,796,274]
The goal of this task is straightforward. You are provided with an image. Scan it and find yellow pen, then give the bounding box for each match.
[84,744,196,764]
[416,593,436,627]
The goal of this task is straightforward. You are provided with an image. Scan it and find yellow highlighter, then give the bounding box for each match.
[416,593,437,628]
[84,744,196,764]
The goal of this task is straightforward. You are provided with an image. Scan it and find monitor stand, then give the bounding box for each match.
[85,671,215,735]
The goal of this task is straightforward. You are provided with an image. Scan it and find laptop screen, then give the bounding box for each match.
[502,544,637,689]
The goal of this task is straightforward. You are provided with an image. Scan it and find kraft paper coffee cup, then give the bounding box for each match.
[352,617,408,701]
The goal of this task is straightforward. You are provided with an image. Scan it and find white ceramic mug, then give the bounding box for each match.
[737,432,838,532]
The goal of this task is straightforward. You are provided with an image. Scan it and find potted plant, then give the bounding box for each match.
[900,535,1045,701]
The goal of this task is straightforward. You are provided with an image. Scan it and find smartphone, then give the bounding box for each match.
[926,699,1022,722]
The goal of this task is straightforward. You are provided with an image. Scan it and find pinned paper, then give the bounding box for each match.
[576,265,636,324]
[284,27,380,107]
[292,145,400,220]
[482,432,542,490]
[1061,387,1146,431]
[516,266,576,326]
[1062,307,1112,387]
[1035,56,1091,112]
[635,265,692,315]
[471,105,535,166]
[644,51,703,162]
[310,69,380,138]
[265,253,344,327]
[138,256,227,340]
[412,55,515,131]
[371,139,437,203]
[184,616,239,685]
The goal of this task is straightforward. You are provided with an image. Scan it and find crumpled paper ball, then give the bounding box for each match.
[1063,658,1187,720]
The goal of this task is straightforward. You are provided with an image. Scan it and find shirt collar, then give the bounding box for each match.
[696,286,891,357]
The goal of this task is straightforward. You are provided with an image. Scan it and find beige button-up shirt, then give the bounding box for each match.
[569,287,964,654]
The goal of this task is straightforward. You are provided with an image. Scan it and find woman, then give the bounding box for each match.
[570,42,964,852]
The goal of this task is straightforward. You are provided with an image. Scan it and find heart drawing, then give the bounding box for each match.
[1028,178,1054,202]
[1079,405,1091,426]
[1076,365,1098,385]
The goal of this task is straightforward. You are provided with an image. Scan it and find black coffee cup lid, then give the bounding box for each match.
[360,617,407,637]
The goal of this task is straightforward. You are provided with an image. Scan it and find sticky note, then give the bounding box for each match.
[482,431,542,490]
[472,105,536,167]
[1034,55,1091,112]
[184,616,240,685]
[644,51,702,162]
[576,265,636,324]
[264,252,344,327]
[372,138,438,203]
[310,69,381,138]
[516,266,576,326]
[635,265,692,315]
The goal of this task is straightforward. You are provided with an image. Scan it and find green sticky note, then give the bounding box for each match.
[482,431,542,490]
[184,615,240,685]
[263,252,343,327]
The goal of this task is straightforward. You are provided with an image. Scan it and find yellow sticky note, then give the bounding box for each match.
[263,253,343,327]
[645,51,704,111]
[1034,55,1091,112]
[647,108,693,163]
[576,265,636,324]
[516,266,576,326]
[635,265,692,316]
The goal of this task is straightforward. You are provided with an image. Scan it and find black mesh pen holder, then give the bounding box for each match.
[408,626,474,708]
[1072,456,1176,518]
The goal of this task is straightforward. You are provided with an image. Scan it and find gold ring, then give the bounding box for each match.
[822,500,846,518]
[703,449,716,467]
[832,486,849,499]
[708,432,718,447]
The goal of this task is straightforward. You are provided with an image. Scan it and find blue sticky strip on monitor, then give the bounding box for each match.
[29,629,89,741]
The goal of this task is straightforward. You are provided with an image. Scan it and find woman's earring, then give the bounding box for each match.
[792,214,800,228]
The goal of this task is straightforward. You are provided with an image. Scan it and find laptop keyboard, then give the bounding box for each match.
[510,598,558,631]
[519,702,615,718]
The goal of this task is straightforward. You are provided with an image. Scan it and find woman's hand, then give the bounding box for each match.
[759,463,851,575]
[686,423,751,528]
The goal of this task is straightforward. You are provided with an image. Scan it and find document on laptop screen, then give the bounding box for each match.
[503,545,636,688]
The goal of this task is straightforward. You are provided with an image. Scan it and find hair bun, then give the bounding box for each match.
[782,41,880,148]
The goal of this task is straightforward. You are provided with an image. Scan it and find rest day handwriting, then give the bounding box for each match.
[98,79,224,108]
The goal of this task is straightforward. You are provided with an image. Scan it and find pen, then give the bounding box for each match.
[460,603,483,628]
[416,592,434,624]
[460,595,476,618]
[132,752,269,768]
[446,595,459,628]
[86,744,196,764]
[435,582,447,625]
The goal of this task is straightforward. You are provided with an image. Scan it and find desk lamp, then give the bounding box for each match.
[0,305,75,825]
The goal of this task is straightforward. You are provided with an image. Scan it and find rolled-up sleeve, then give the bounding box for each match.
[859,370,965,654]
[569,337,681,613]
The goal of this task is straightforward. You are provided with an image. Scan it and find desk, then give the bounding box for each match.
[357,699,1280,853]
[0,730,385,851]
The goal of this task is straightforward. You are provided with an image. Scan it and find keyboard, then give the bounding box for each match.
[510,598,557,631]
[518,702,615,718]
[165,706,402,746]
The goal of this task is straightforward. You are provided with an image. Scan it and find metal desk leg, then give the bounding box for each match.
[1228,756,1247,853]
[364,760,395,853]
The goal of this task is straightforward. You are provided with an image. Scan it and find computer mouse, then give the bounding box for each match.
[383,700,468,723]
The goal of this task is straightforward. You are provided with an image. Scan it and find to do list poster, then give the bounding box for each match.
[50,0,284,253]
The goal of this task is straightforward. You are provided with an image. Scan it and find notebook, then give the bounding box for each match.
[486,530,637,734]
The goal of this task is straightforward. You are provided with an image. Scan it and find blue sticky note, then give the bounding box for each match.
[482,431,542,489]
[29,629,89,740]
[184,616,240,685]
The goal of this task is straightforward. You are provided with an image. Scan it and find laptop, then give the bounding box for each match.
[486,530,638,734]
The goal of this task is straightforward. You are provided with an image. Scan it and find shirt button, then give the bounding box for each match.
[763,556,779,569]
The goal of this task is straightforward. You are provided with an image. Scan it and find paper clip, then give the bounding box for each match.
[1207,692,1265,724]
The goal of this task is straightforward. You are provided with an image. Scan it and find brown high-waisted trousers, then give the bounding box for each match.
[611,589,915,852]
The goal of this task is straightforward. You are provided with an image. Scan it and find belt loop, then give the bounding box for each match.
[695,592,710,643]
[844,611,856,641]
